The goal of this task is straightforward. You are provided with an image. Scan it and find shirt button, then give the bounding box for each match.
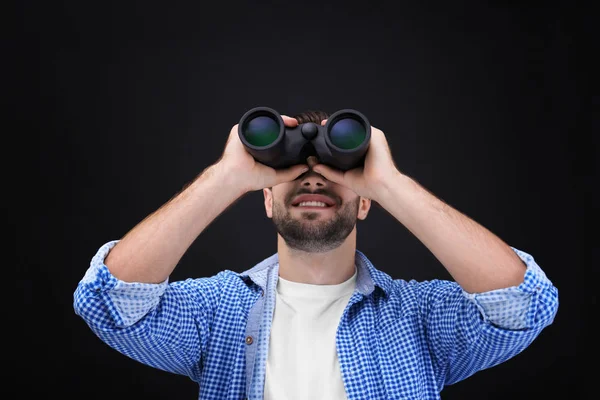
[245,336,254,345]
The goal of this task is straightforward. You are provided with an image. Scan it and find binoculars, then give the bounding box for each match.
[238,106,371,171]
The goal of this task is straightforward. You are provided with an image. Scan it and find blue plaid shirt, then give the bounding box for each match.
[74,241,558,399]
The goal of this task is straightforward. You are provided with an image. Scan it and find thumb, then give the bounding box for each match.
[312,163,345,185]
[274,164,310,185]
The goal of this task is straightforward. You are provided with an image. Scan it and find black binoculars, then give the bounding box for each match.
[238,106,371,171]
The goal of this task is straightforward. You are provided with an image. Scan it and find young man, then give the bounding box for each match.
[73,111,558,399]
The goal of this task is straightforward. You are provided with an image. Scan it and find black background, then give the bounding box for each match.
[13,0,595,399]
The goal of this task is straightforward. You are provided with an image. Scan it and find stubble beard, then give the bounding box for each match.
[271,196,360,253]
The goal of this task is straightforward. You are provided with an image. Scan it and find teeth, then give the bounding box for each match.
[297,201,328,207]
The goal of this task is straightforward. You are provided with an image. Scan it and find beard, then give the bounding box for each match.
[270,192,360,253]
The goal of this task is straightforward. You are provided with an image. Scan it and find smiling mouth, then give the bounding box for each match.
[291,202,337,213]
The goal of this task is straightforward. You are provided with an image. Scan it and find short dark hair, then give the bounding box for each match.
[266,109,330,191]
[292,110,330,125]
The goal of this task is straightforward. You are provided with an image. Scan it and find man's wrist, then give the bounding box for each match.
[373,169,412,205]
[203,161,249,198]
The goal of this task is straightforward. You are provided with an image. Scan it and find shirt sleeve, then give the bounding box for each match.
[462,246,555,330]
[73,240,226,381]
[413,246,559,389]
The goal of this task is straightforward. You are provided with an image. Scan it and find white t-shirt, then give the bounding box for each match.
[264,265,358,399]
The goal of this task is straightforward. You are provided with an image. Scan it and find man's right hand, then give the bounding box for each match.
[215,115,309,193]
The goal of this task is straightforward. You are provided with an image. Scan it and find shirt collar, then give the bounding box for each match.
[235,249,393,298]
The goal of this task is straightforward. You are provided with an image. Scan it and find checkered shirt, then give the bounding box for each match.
[74,241,558,399]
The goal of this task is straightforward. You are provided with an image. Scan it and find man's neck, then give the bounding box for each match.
[276,231,357,285]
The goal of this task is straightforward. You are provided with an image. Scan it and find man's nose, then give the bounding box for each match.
[300,156,327,186]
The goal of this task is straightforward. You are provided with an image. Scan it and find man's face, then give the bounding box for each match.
[263,164,370,253]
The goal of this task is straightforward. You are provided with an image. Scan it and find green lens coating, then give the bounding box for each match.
[243,115,280,147]
[329,118,366,149]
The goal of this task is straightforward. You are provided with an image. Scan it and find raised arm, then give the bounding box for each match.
[73,117,309,377]
[313,124,558,386]
[105,160,243,284]
[106,119,308,284]
[314,125,530,293]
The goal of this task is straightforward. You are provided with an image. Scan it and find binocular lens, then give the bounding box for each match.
[329,117,367,150]
[242,115,280,147]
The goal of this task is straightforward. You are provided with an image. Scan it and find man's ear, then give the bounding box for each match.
[263,188,273,218]
[357,197,371,220]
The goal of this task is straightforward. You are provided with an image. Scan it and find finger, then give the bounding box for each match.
[274,164,309,185]
[281,115,299,127]
[228,123,239,138]
[224,124,242,150]
[321,119,328,126]
[312,163,344,185]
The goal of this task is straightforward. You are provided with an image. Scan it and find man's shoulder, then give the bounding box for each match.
[182,252,279,294]
[355,249,455,294]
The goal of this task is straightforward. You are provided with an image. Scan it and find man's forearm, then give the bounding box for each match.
[375,172,526,293]
[104,163,246,284]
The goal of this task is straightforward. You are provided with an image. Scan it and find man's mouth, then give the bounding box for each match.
[291,194,337,209]
[293,201,333,209]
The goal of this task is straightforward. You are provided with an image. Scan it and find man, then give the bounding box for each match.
[73,110,559,399]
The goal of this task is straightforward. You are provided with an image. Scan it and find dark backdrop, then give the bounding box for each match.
[13,1,594,399]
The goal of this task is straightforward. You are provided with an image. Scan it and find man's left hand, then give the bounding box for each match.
[312,120,401,201]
